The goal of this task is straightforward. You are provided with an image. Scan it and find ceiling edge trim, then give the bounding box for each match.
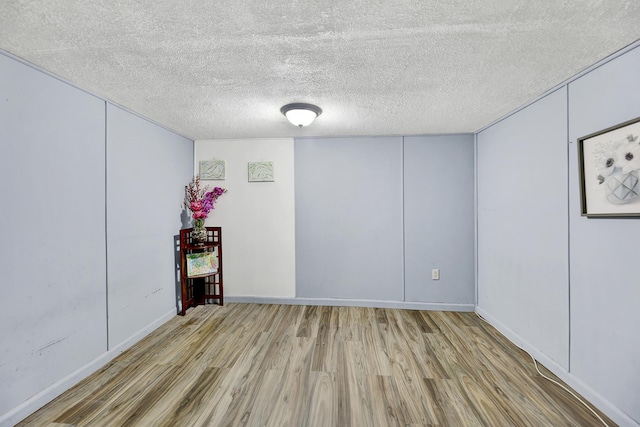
[0,48,194,142]
[475,38,640,135]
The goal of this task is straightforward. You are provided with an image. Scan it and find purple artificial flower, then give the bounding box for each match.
[184,177,226,222]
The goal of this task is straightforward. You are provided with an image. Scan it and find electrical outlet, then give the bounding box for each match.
[432,269,440,280]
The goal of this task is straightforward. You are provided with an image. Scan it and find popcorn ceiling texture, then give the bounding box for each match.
[1,0,639,139]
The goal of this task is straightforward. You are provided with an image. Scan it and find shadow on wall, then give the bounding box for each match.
[180,207,191,229]
[174,208,192,314]
[173,234,182,314]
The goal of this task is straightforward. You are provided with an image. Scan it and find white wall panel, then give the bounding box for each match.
[195,138,296,298]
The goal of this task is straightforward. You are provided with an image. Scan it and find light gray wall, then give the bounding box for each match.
[295,135,475,307]
[295,137,404,300]
[106,104,193,347]
[404,135,475,304]
[568,45,640,423]
[478,44,640,426]
[0,54,107,417]
[477,87,570,368]
[0,53,194,426]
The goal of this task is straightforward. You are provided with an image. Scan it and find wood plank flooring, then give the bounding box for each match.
[18,304,615,426]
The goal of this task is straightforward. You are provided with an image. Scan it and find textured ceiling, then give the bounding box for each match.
[1,1,639,140]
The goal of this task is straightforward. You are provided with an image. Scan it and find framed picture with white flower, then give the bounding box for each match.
[578,116,640,217]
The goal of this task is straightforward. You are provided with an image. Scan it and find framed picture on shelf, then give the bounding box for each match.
[185,252,218,278]
[578,116,640,217]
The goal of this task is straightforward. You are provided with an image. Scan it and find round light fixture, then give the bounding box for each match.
[280,103,322,127]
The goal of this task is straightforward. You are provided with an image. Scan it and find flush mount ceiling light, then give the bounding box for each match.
[280,103,322,127]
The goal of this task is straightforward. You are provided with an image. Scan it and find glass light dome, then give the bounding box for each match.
[280,103,322,127]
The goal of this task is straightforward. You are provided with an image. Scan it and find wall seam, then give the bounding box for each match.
[566,84,571,372]
[104,102,110,351]
[474,133,479,307]
[401,137,406,302]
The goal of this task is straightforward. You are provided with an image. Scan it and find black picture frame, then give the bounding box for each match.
[578,116,640,217]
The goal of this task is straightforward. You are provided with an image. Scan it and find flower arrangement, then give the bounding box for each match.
[594,133,640,204]
[184,176,227,241]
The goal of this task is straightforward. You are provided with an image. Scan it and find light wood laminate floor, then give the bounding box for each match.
[18,304,614,426]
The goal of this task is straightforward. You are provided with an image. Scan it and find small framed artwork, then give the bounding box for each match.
[578,116,640,217]
[200,160,225,180]
[248,161,274,182]
[185,252,218,278]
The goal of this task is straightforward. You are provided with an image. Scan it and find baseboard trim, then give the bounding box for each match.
[225,295,475,312]
[107,308,176,354]
[476,306,639,427]
[0,308,176,427]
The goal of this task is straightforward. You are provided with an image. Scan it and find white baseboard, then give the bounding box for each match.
[107,308,176,354]
[0,308,176,427]
[225,295,475,312]
[476,306,639,427]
